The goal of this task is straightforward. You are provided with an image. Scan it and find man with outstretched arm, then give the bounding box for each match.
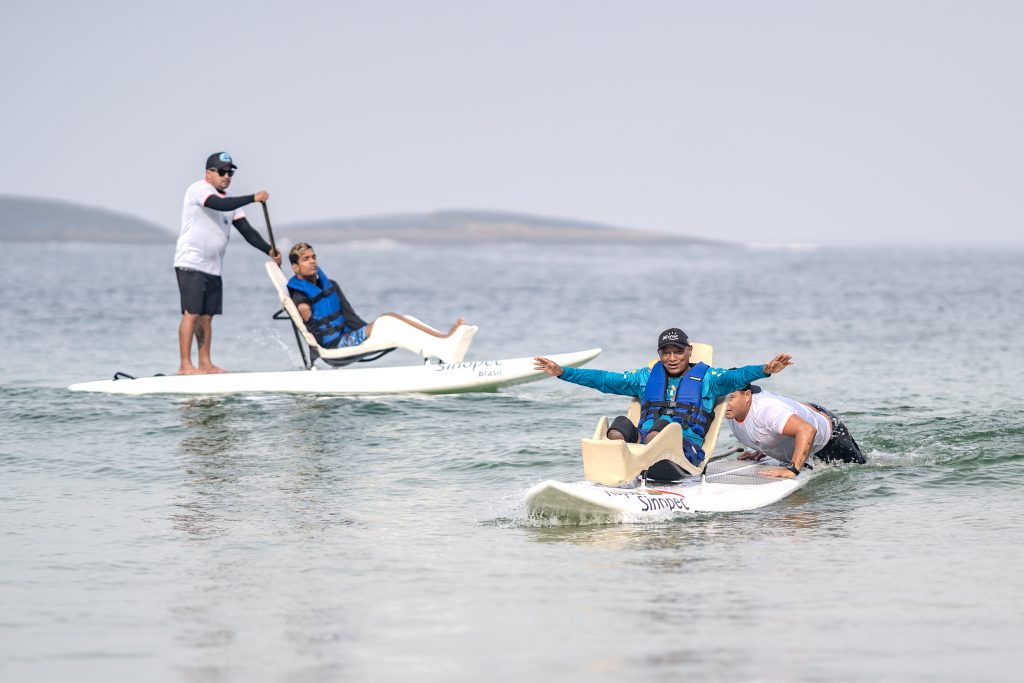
[173,151,282,375]
[724,384,866,478]
[534,328,793,481]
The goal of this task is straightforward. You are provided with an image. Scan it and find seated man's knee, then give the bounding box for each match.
[607,415,639,443]
[643,419,673,444]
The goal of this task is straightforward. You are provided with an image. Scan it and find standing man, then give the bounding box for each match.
[724,384,867,478]
[173,151,281,374]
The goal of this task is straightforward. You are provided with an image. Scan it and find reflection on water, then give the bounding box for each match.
[168,397,367,681]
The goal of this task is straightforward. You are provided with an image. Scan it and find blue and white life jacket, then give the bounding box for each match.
[639,361,715,440]
[287,267,350,347]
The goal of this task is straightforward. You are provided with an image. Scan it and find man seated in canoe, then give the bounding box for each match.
[287,242,466,350]
[534,328,793,480]
[725,384,866,478]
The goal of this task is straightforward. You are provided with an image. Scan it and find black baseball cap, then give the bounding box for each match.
[206,151,237,171]
[657,328,689,350]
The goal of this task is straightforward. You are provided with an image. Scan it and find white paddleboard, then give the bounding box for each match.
[68,348,600,396]
[525,456,821,522]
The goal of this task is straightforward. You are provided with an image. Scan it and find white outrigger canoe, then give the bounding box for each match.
[69,259,601,396]
[68,348,601,396]
[524,342,821,521]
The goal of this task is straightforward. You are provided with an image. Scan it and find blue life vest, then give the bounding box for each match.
[639,361,715,440]
[287,267,350,347]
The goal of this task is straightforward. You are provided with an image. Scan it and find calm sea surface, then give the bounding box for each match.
[1,241,1022,682]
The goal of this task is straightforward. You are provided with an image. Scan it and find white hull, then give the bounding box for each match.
[68,349,600,396]
[525,457,821,522]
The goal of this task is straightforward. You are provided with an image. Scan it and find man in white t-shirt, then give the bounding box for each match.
[725,384,866,478]
[173,151,282,374]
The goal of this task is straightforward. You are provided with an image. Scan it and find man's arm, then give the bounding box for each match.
[705,354,794,398]
[202,189,269,212]
[705,364,768,397]
[231,217,282,264]
[760,414,817,479]
[288,289,313,322]
[232,216,272,253]
[204,194,256,212]
[533,359,649,397]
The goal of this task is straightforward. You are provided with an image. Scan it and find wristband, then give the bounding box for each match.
[786,463,800,475]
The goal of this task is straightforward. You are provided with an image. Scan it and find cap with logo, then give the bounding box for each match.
[206,151,237,171]
[657,328,689,351]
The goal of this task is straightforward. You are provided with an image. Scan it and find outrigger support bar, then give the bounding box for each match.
[272,309,396,370]
[273,308,313,369]
[705,446,745,465]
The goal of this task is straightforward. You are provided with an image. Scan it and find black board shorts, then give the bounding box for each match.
[176,267,223,316]
[809,403,867,464]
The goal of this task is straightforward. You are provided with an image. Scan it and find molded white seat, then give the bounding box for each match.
[265,261,477,364]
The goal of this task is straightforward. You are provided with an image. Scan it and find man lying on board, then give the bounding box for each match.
[534,328,793,480]
[287,242,466,350]
[724,384,867,478]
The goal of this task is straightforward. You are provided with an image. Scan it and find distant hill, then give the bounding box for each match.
[280,209,719,244]
[0,195,174,243]
[0,198,720,245]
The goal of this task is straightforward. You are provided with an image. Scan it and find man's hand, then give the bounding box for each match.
[269,248,282,266]
[759,466,796,479]
[763,353,794,375]
[534,357,564,377]
[737,450,766,461]
[254,190,270,203]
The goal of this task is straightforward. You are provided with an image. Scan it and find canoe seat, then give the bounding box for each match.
[265,261,477,368]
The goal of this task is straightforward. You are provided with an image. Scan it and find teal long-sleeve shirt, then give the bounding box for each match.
[559,362,769,447]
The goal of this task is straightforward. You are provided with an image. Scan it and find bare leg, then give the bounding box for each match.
[607,429,626,441]
[178,313,201,375]
[195,314,226,374]
[643,430,660,444]
[377,313,465,338]
[446,317,465,335]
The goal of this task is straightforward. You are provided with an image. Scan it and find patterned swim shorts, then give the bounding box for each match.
[334,326,368,348]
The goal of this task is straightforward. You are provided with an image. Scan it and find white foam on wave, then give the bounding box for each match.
[340,238,409,251]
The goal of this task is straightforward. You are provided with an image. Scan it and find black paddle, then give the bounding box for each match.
[261,201,278,256]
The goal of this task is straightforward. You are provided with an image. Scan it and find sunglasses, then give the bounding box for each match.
[209,168,235,177]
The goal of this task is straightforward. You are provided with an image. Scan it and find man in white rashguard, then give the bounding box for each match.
[725,384,866,479]
[173,151,282,375]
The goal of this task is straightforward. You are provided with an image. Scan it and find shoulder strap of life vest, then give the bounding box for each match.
[639,361,716,438]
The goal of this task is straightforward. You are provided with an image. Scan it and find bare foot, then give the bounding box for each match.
[198,364,228,374]
[178,365,203,375]
[446,317,466,336]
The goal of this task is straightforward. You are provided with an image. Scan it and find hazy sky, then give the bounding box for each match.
[2,1,1021,246]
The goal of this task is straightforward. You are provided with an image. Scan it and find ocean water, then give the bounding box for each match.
[1,241,1022,682]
